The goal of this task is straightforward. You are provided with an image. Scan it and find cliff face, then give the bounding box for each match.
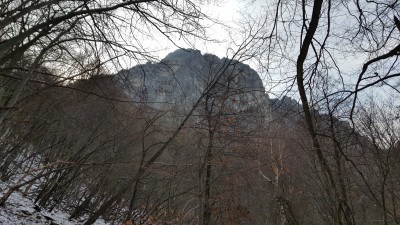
[115,49,269,116]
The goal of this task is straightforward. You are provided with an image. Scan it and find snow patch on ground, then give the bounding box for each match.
[0,181,109,225]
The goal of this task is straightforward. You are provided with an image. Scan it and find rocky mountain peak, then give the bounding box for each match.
[115,49,269,114]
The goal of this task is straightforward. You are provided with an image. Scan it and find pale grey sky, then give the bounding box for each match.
[147,0,264,60]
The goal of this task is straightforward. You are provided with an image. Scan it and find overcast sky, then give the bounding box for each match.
[150,1,263,60]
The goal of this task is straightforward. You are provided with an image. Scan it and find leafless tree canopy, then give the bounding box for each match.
[1,0,400,225]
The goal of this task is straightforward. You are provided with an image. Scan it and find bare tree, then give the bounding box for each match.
[240,0,400,224]
[0,0,213,122]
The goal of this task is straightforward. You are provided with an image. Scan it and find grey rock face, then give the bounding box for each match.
[115,49,269,116]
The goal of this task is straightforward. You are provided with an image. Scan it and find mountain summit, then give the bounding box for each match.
[115,49,269,114]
